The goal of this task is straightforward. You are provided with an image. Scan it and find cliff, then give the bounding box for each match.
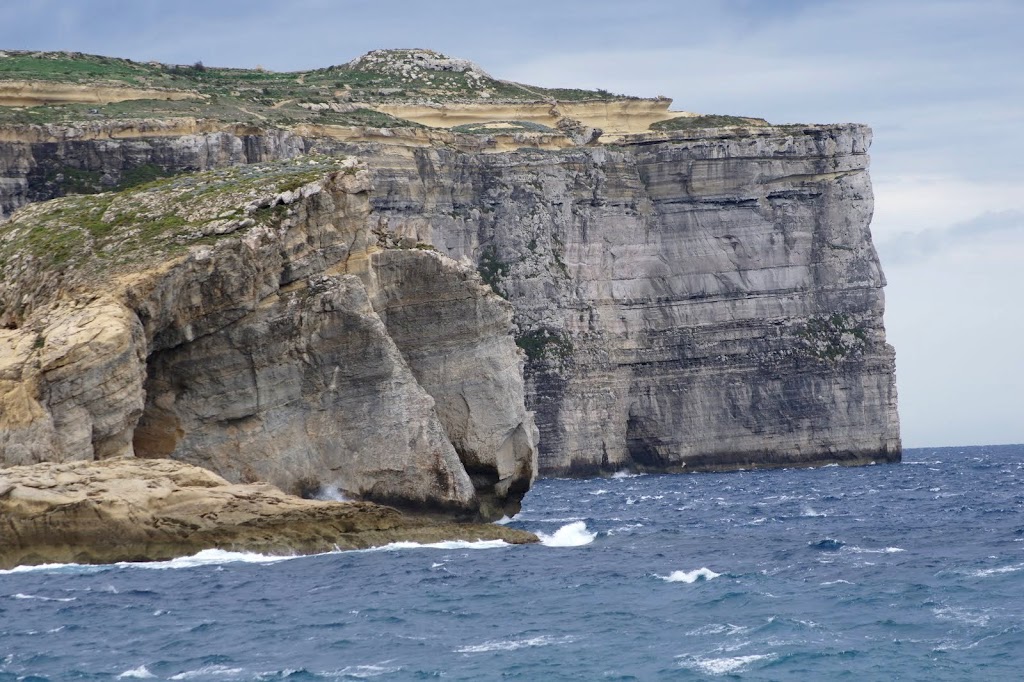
[0,157,538,519]
[0,49,899,510]
[356,124,900,474]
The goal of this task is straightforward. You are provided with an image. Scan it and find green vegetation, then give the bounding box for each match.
[515,328,574,362]
[477,245,509,296]
[0,49,638,129]
[118,163,175,189]
[54,167,103,194]
[0,156,352,277]
[799,313,869,360]
[650,115,771,131]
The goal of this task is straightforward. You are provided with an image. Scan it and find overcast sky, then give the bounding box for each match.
[2,0,1021,448]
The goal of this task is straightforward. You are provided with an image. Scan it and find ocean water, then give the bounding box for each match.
[2,444,1023,680]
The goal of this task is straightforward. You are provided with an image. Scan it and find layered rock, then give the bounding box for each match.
[0,458,537,569]
[359,124,901,474]
[0,114,900,486]
[0,121,306,219]
[0,158,538,518]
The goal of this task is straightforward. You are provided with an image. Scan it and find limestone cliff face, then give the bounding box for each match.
[0,121,306,219]
[0,120,900,484]
[0,160,538,518]
[359,124,901,474]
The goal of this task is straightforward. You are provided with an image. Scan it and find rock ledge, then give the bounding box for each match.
[0,458,537,570]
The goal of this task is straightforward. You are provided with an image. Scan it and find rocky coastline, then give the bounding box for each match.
[0,458,536,570]
[0,49,900,567]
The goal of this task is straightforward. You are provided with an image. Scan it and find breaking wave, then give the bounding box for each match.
[536,521,596,547]
[677,653,775,675]
[658,567,721,583]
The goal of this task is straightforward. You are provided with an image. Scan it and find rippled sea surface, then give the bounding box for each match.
[3,444,1023,680]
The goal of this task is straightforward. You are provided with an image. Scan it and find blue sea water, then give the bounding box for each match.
[2,444,1023,680]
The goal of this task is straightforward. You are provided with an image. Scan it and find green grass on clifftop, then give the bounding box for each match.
[650,114,771,131]
[0,156,354,276]
[0,49,636,127]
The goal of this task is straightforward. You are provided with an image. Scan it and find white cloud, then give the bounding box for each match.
[885,235,1024,446]
[872,176,1024,241]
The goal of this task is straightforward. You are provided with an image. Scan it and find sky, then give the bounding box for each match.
[2,0,1021,447]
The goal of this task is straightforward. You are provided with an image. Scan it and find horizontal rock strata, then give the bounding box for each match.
[358,124,901,474]
[0,158,537,519]
[0,120,900,486]
[0,458,537,569]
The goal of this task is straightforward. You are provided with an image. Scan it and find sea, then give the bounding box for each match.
[2,444,1022,681]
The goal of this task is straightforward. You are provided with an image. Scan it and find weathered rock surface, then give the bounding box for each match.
[0,83,899,489]
[1,122,900,482]
[0,158,538,518]
[359,124,901,474]
[0,458,537,569]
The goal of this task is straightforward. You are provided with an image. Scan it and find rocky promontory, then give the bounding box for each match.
[0,48,900,565]
[0,458,536,569]
[0,155,538,521]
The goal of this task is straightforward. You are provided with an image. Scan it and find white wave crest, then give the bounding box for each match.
[801,507,827,517]
[493,515,515,525]
[364,539,509,552]
[611,470,643,479]
[10,593,76,602]
[848,546,905,554]
[933,606,991,627]
[169,664,245,679]
[124,549,299,570]
[966,563,1024,578]
[536,521,596,547]
[328,663,402,678]
[685,623,749,636]
[606,523,644,535]
[118,665,157,679]
[456,634,575,653]
[678,653,775,675]
[821,579,855,586]
[0,562,96,575]
[659,567,721,583]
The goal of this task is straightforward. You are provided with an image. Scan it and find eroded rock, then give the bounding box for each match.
[0,158,538,519]
[0,458,536,569]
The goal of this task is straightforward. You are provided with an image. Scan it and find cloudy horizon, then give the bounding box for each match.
[2,0,1020,448]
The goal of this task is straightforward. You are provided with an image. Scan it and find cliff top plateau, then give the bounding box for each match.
[0,48,772,141]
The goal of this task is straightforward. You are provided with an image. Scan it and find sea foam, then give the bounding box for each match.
[659,568,721,583]
[364,539,510,552]
[678,653,775,675]
[124,549,299,570]
[536,521,596,547]
[10,593,76,602]
[313,485,350,502]
[456,634,575,653]
[966,562,1024,578]
[169,664,245,679]
[117,665,157,679]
